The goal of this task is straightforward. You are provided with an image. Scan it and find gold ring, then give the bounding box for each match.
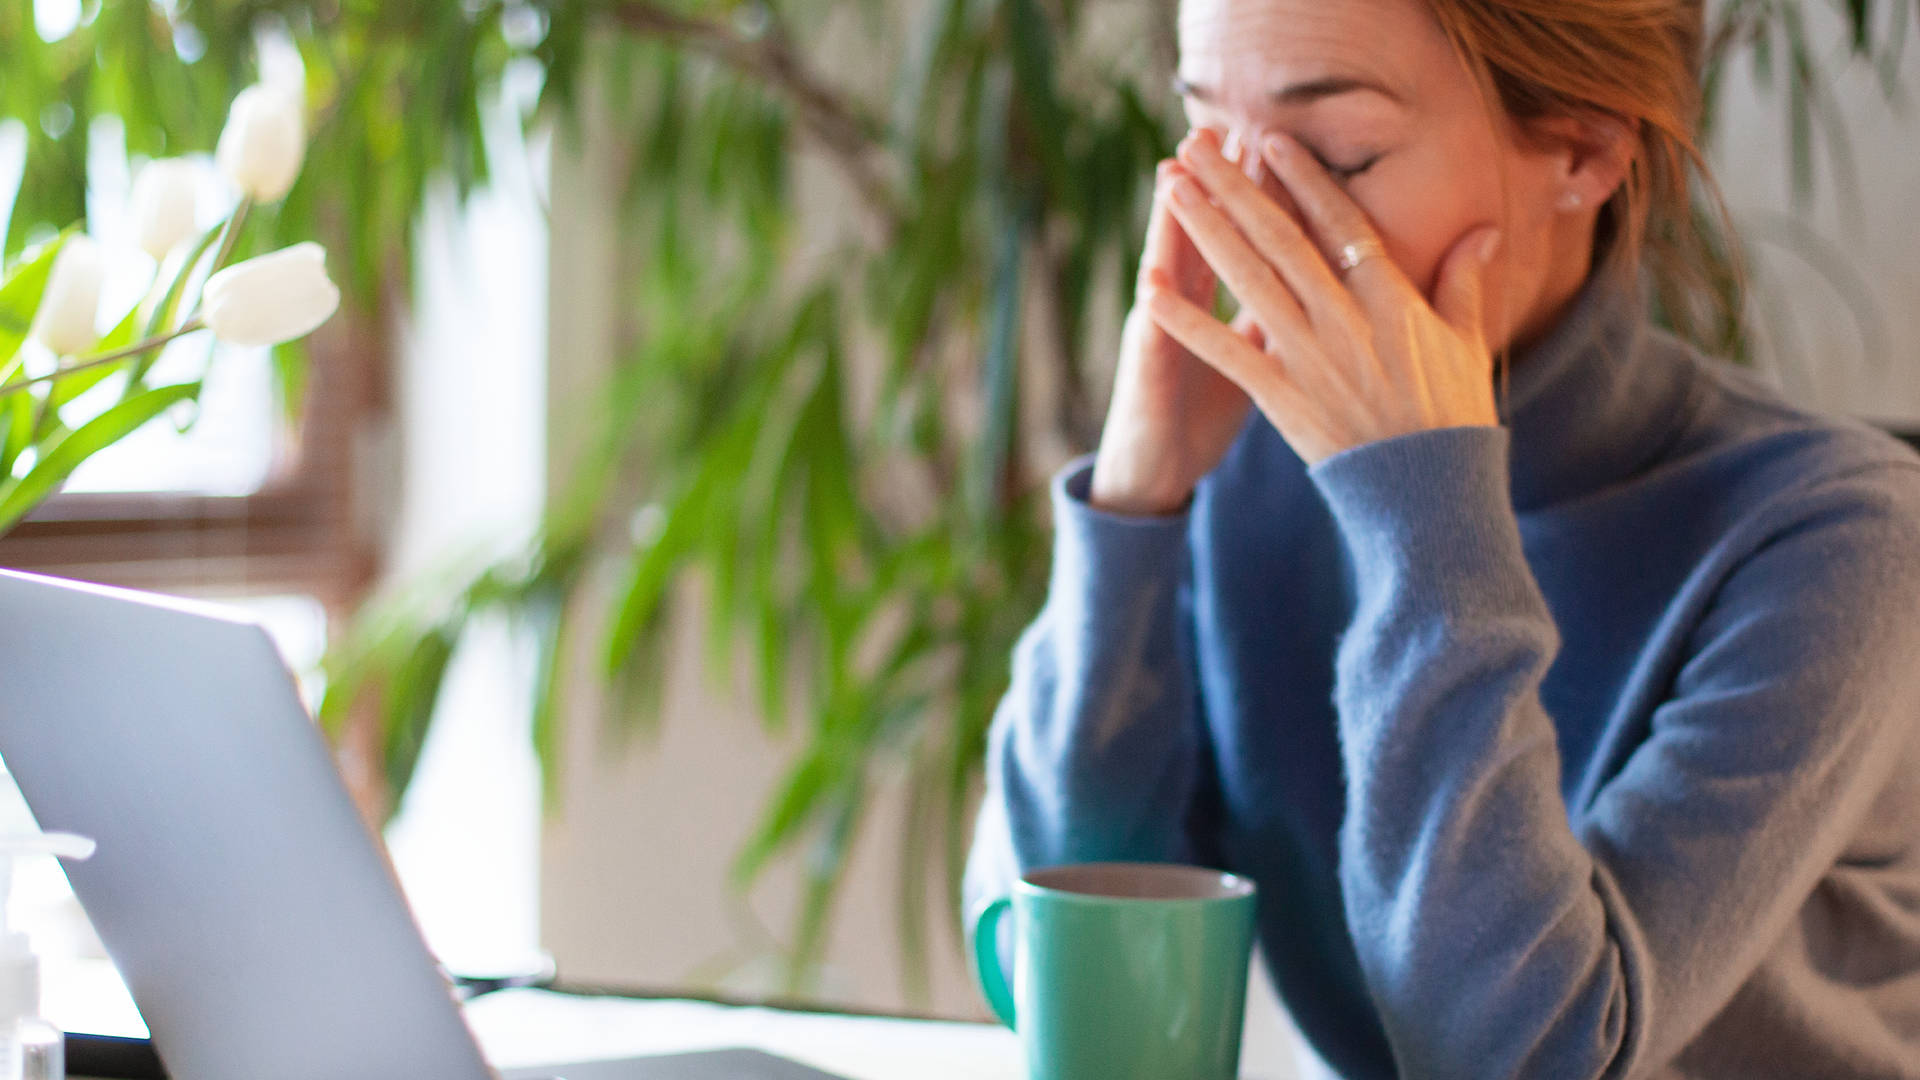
[1335,237,1386,274]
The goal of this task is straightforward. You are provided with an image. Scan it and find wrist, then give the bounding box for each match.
[1088,456,1193,517]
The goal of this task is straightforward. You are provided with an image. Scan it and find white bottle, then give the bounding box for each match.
[0,834,96,1080]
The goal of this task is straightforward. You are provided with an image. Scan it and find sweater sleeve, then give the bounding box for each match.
[1306,425,1920,1080]
[963,454,1212,912]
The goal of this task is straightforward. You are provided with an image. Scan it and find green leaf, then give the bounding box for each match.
[529,589,573,817]
[0,380,200,535]
[134,220,223,354]
[0,234,67,366]
[380,625,460,814]
[732,748,838,890]
[271,339,310,427]
[1876,0,1911,96]
[0,388,29,482]
[969,196,1026,526]
[1846,0,1871,53]
[786,786,866,993]
[1003,0,1073,204]
[601,480,708,680]
[1781,6,1817,202]
[41,303,143,432]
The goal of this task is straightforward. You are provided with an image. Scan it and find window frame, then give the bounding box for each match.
[0,309,389,618]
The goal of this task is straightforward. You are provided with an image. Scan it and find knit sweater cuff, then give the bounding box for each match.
[1306,427,1541,615]
[1048,454,1192,619]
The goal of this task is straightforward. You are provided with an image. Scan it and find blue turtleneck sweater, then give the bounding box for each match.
[964,275,1920,1079]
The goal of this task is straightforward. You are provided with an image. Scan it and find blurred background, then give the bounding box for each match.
[0,0,1915,1037]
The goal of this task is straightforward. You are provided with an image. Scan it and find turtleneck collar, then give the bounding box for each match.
[1497,273,1697,511]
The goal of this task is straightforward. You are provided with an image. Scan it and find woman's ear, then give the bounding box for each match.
[1534,113,1637,213]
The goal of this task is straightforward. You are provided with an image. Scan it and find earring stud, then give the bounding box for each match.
[1559,191,1585,211]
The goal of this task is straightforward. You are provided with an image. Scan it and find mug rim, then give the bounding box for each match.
[1015,861,1256,904]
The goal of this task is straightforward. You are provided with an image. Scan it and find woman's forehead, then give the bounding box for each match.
[1175,0,1441,103]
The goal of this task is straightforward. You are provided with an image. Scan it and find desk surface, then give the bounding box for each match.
[67,989,1019,1080]
[469,989,1021,1080]
[73,986,1303,1080]
[60,955,1303,1080]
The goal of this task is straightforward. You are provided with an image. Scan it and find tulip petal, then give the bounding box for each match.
[215,84,308,203]
[30,235,107,357]
[129,159,201,261]
[202,242,341,347]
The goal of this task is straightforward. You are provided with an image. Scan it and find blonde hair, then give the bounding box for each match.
[1423,0,1744,353]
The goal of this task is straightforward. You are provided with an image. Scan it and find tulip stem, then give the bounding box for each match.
[208,197,252,278]
[140,221,225,342]
[0,320,207,400]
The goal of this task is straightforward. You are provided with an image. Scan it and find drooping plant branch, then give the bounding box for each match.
[597,0,906,231]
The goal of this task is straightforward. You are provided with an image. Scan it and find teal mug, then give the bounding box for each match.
[969,862,1258,1080]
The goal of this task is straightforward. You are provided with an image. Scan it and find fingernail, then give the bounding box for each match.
[1170,177,1202,206]
[1478,229,1503,263]
[1222,129,1243,163]
[1237,132,1264,180]
[1262,134,1289,166]
[1183,127,1223,163]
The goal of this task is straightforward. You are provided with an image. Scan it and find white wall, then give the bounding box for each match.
[1706,3,1920,423]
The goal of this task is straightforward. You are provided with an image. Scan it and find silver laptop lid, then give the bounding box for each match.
[0,568,497,1080]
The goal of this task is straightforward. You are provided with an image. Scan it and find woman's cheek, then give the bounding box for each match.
[1347,191,1436,295]
[1363,170,1474,297]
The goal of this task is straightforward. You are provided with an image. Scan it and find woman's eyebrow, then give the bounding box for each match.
[1171,73,1405,106]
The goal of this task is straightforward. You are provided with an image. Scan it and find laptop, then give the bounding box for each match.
[0,568,845,1080]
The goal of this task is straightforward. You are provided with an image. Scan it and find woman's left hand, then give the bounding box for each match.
[1144,127,1505,466]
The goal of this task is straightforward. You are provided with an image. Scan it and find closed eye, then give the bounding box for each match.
[1322,153,1382,181]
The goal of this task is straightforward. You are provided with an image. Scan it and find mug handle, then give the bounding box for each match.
[968,896,1017,1030]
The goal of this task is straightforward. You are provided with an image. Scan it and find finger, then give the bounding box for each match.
[1176,128,1348,330]
[1259,131,1405,304]
[1230,306,1267,353]
[1433,226,1502,351]
[1140,281,1288,406]
[1154,268,1267,352]
[1164,171,1314,355]
[1222,128,1249,175]
[1140,282,1337,458]
[1142,160,1216,301]
[1222,129,1273,190]
[1253,145,1303,223]
[1236,133,1311,235]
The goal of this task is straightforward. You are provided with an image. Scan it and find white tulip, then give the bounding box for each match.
[30,235,107,356]
[214,83,307,202]
[128,158,200,260]
[201,242,341,347]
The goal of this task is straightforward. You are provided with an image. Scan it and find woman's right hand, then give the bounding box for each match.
[1089,157,1258,516]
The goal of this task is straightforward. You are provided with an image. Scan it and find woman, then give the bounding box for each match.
[963,0,1920,1077]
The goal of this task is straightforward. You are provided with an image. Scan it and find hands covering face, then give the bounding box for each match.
[1145,127,1505,465]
